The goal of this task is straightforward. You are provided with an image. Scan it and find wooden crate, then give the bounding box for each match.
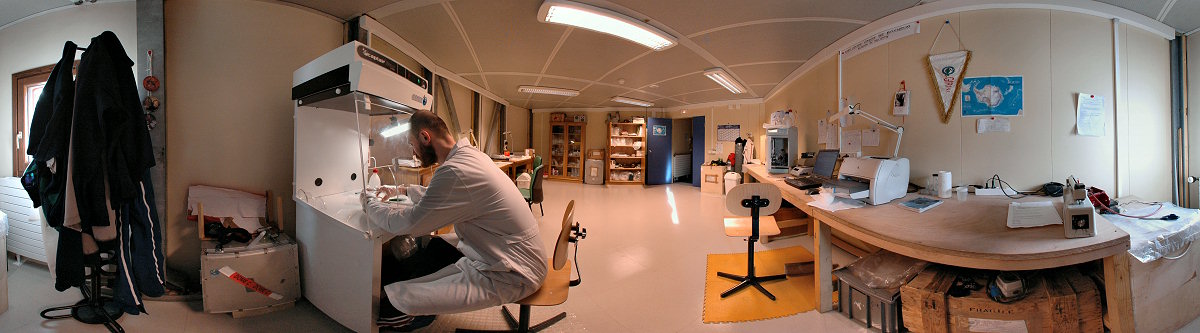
[1125,248,1200,332]
[900,265,955,333]
[901,265,1102,333]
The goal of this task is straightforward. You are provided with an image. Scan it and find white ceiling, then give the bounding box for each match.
[3,0,1198,109]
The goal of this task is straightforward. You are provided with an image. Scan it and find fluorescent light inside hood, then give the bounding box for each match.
[539,0,676,51]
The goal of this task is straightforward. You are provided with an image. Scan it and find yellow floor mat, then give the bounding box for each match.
[702,245,818,323]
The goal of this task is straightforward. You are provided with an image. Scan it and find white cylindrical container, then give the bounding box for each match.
[724,172,742,194]
[937,171,953,198]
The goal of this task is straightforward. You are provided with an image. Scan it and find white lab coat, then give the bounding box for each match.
[361,141,548,315]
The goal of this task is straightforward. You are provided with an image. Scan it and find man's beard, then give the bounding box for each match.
[415,142,438,167]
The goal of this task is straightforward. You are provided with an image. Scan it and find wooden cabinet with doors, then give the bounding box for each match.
[606,122,645,184]
[547,122,585,182]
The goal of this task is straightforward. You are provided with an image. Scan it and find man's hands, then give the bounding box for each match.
[377,185,405,199]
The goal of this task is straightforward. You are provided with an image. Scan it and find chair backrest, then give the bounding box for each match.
[531,165,545,203]
[552,200,575,270]
[533,155,543,170]
[726,183,782,217]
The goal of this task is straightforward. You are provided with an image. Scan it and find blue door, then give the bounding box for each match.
[691,116,705,187]
[646,118,672,185]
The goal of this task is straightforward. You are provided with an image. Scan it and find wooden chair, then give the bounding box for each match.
[719,183,787,300]
[457,200,586,333]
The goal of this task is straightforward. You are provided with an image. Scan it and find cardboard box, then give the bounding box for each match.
[701,165,727,194]
[201,235,300,315]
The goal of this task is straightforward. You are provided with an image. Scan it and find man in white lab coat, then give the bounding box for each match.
[360,110,547,331]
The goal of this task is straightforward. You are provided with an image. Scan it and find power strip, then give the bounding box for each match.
[974,188,1007,196]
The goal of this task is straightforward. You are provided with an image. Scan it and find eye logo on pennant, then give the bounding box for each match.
[941,66,955,76]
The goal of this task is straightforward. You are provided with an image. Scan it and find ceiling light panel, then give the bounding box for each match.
[703,68,746,94]
[538,0,677,51]
[518,85,581,97]
[610,96,654,107]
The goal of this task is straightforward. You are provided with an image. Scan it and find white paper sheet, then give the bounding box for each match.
[977,118,1011,133]
[1006,201,1063,228]
[807,194,866,212]
[817,119,828,143]
[843,130,862,153]
[862,128,880,147]
[1076,93,1105,137]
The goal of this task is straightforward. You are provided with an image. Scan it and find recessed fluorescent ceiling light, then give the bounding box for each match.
[518,85,580,97]
[703,68,746,94]
[611,96,653,107]
[538,0,676,51]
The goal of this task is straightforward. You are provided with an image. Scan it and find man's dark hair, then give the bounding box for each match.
[410,110,450,137]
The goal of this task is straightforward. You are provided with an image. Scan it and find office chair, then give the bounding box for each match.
[719,183,787,300]
[457,200,586,333]
[522,164,545,216]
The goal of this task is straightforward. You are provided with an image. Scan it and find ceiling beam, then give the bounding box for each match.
[441,2,489,91]
[367,0,451,19]
[1156,0,1178,22]
[358,15,511,106]
[685,17,869,38]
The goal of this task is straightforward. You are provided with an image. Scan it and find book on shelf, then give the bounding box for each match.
[897,197,943,213]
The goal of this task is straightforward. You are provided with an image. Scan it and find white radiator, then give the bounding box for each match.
[673,154,692,179]
[0,177,54,268]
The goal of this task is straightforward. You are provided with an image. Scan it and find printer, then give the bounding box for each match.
[831,157,910,205]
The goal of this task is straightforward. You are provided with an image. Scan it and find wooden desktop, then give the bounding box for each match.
[742,163,1135,333]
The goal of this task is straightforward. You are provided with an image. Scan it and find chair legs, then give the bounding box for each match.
[717,232,787,301]
[526,202,544,216]
[455,305,566,333]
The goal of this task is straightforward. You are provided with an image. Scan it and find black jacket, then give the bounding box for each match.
[71,31,155,226]
[23,41,77,227]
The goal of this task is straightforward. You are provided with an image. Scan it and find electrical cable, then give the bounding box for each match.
[987,174,1026,199]
[1091,193,1166,219]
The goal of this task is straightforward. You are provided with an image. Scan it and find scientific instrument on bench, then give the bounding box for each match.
[766,126,798,173]
[1061,177,1097,238]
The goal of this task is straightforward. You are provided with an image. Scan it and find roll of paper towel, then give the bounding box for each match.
[937,171,953,199]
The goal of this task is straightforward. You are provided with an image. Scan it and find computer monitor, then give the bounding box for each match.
[813,149,839,178]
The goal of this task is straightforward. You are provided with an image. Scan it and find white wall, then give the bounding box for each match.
[0,1,137,176]
[164,0,343,277]
[766,9,1173,202]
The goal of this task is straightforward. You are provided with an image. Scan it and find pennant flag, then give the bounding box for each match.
[927,50,970,123]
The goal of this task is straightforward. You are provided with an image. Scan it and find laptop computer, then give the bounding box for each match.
[784,149,838,190]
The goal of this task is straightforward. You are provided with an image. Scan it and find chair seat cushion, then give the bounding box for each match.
[723,216,780,237]
[517,261,571,306]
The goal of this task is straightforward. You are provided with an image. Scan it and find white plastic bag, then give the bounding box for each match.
[516,173,532,190]
[845,250,928,290]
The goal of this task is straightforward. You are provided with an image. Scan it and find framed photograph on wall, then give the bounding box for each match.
[893,90,910,116]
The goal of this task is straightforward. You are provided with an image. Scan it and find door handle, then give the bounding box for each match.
[1190,176,1198,184]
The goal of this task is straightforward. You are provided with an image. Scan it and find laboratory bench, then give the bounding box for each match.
[742,163,1200,333]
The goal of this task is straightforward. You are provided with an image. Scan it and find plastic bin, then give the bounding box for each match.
[724,172,742,194]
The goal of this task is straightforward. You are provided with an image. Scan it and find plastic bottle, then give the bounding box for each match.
[368,168,381,190]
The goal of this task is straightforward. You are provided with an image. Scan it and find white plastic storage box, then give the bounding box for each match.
[584,158,604,185]
[201,234,300,315]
